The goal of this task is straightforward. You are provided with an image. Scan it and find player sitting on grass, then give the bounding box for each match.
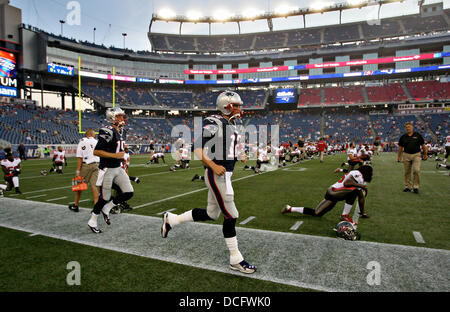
[282,165,373,225]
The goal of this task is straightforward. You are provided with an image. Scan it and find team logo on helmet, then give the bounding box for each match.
[106,107,127,127]
[334,221,361,241]
[216,91,243,121]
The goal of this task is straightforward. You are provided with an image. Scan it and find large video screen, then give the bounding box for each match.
[275,88,297,104]
[0,50,16,78]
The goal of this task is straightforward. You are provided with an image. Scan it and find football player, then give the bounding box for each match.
[49,146,67,174]
[161,91,256,274]
[110,146,140,213]
[282,165,373,224]
[146,152,166,165]
[1,148,22,194]
[334,142,362,173]
[444,135,450,165]
[243,144,270,173]
[87,107,134,234]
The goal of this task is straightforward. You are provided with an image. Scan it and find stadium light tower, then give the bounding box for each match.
[93,27,96,43]
[122,33,127,49]
[59,20,65,36]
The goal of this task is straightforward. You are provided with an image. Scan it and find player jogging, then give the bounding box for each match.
[161,91,256,274]
[87,107,134,234]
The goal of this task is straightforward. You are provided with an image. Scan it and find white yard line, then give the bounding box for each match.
[239,216,256,225]
[290,221,303,231]
[26,194,47,199]
[45,196,68,202]
[413,231,426,244]
[133,162,301,210]
[156,208,177,216]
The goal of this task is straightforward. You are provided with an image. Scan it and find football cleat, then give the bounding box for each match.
[192,174,199,181]
[281,205,292,214]
[334,168,342,173]
[88,225,102,234]
[68,204,79,212]
[135,177,140,184]
[403,188,411,192]
[0,189,4,197]
[230,260,257,274]
[101,211,111,225]
[15,188,22,194]
[161,212,172,238]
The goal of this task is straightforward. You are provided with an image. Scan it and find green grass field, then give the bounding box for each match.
[0,152,449,291]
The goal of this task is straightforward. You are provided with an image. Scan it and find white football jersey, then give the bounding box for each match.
[258,148,269,161]
[347,148,358,160]
[53,150,66,163]
[1,158,21,175]
[181,148,190,160]
[122,152,130,170]
[331,170,365,190]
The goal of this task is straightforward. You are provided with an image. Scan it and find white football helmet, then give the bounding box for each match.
[216,91,243,121]
[106,107,126,127]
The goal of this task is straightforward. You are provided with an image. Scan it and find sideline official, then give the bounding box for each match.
[69,129,100,212]
[397,122,427,194]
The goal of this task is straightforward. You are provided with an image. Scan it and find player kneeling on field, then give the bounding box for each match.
[282,165,372,224]
[1,148,22,194]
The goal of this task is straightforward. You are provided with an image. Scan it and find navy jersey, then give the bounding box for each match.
[197,114,241,172]
[95,125,126,169]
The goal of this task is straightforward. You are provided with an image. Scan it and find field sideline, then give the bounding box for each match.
[0,152,449,291]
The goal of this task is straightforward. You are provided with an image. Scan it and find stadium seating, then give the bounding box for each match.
[299,88,322,106]
[405,81,450,100]
[366,84,408,103]
[323,86,365,105]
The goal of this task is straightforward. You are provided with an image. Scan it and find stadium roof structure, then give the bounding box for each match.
[149,0,406,34]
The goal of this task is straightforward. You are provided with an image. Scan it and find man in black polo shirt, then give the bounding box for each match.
[398,122,428,194]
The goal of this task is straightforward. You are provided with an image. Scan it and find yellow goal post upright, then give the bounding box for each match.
[78,56,115,134]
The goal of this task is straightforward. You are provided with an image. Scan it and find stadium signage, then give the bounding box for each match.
[184,52,450,75]
[136,78,156,83]
[185,64,450,85]
[47,63,74,76]
[158,79,184,84]
[0,77,17,97]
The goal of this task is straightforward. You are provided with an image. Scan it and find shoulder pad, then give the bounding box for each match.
[99,127,114,142]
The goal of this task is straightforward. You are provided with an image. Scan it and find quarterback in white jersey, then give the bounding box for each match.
[283,165,373,224]
[1,148,22,194]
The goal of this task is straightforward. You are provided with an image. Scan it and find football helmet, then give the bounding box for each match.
[106,107,127,127]
[216,91,243,121]
[334,221,361,241]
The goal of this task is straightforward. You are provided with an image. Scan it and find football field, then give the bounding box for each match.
[0,152,449,291]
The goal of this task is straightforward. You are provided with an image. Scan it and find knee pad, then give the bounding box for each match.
[192,208,214,221]
[114,192,134,204]
[222,218,237,238]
